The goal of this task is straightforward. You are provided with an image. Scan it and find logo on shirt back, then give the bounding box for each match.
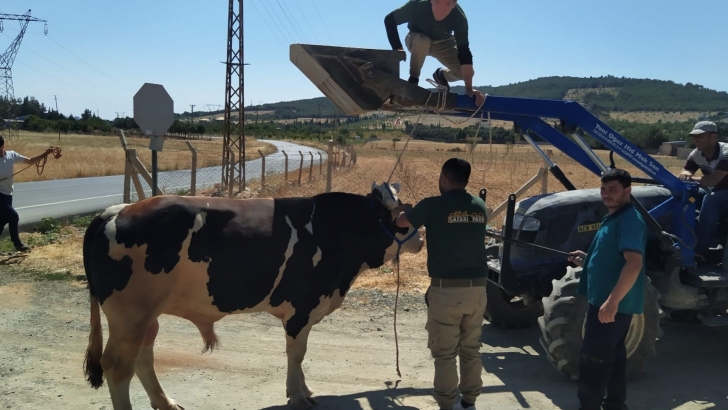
[448,211,485,224]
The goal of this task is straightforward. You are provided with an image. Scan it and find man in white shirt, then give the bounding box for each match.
[0,135,55,251]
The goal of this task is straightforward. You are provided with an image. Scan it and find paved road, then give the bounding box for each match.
[11,140,326,227]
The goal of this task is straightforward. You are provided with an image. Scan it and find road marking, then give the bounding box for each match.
[15,194,121,210]
[15,181,120,193]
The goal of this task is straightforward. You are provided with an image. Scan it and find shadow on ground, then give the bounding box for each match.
[259,381,430,410]
[261,320,728,410]
[479,318,728,410]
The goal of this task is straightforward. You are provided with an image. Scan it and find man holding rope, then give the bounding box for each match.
[0,136,55,251]
[396,158,488,410]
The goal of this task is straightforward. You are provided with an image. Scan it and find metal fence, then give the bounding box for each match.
[119,133,356,203]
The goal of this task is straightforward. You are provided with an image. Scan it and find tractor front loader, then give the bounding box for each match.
[290,44,728,380]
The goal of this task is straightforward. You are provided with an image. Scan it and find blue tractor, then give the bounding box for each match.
[291,44,728,380]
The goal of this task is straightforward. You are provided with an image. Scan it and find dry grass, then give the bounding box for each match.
[3,132,276,183]
[3,139,689,295]
[607,111,715,123]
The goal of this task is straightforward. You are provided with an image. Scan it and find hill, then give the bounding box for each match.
[191,76,728,120]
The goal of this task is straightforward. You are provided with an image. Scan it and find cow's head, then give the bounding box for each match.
[369,181,424,255]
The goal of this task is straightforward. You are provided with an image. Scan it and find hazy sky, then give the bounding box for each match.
[3,0,726,121]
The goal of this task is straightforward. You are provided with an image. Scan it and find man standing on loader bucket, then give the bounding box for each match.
[568,168,647,410]
[383,0,486,106]
[677,120,728,262]
[395,158,488,410]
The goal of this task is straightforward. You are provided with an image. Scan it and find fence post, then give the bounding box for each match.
[541,149,552,195]
[308,151,314,182]
[298,151,304,186]
[282,150,288,180]
[258,150,265,188]
[127,149,147,201]
[186,141,197,196]
[318,152,323,175]
[229,152,235,199]
[123,150,132,203]
[118,129,129,151]
[120,131,131,203]
[326,140,334,193]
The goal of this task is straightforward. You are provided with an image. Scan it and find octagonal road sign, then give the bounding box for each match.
[133,83,174,151]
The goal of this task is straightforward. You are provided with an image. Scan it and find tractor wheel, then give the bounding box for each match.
[483,281,544,329]
[538,266,662,381]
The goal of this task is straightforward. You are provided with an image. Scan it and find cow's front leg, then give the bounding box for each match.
[284,325,316,409]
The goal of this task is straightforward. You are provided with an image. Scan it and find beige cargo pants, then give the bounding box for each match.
[405,32,463,82]
[425,285,487,409]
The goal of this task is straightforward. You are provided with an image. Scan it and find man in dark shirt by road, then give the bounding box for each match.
[396,158,488,410]
[384,0,485,106]
[568,168,647,410]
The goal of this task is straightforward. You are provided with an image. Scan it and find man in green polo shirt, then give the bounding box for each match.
[396,158,488,410]
[384,0,485,106]
[568,168,647,410]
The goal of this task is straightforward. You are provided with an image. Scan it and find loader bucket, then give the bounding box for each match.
[290,44,407,116]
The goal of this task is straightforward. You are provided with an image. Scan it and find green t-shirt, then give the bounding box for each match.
[405,189,488,279]
[577,203,647,315]
[390,0,469,46]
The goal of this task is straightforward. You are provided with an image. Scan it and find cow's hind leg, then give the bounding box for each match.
[285,326,316,410]
[101,322,146,410]
[135,319,185,410]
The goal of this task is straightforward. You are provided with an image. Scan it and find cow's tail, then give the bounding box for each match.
[83,213,106,389]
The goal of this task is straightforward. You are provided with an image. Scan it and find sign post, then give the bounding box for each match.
[133,83,174,197]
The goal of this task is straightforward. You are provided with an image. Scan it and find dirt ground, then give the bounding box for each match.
[1,269,727,410]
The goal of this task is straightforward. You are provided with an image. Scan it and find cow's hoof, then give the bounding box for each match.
[288,395,316,409]
[153,400,185,410]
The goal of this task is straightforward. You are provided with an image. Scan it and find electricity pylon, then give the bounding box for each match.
[220,0,249,194]
[0,9,47,139]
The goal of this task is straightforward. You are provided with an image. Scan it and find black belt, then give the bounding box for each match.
[430,277,488,288]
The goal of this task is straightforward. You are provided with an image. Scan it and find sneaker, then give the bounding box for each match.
[453,402,475,410]
[433,68,450,93]
[408,76,419,85]
[14,242,29,252]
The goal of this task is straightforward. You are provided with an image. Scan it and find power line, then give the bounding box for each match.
[292,0,319,43]
[260,0,296,44]
[278,0,309,43]
[274,0,305,43]
[1,32,113,97]
[312,0,333,42]
[45,34,129,91]
[249,0,285,46]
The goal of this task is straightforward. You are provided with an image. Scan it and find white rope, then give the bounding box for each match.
[387,86,489,182]
[387,91,435,184]
[471,111,494,172]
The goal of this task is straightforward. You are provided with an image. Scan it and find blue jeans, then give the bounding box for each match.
[0,192,21,244]
[696,189,728,255]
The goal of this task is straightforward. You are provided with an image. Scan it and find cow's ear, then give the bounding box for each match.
[391,182,401,193]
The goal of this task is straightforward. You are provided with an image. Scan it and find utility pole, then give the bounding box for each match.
[54,95,60,141]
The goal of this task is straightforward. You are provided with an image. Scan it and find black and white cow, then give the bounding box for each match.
[82,182,423,410]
